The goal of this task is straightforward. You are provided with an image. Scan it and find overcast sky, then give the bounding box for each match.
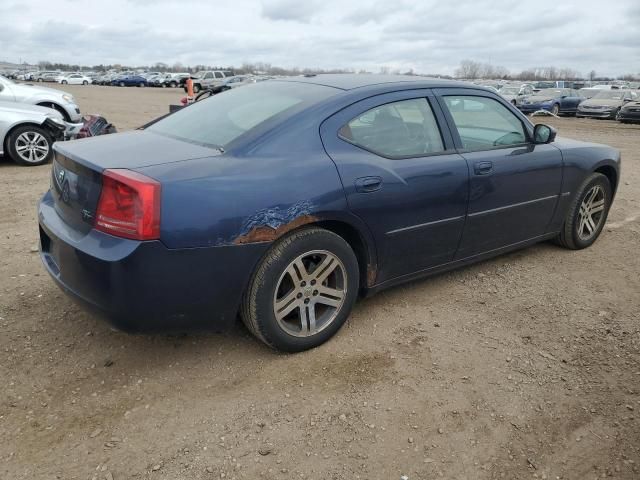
[0,0,638,77]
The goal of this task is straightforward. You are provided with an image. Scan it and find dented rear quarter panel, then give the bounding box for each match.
[136,128,351,250]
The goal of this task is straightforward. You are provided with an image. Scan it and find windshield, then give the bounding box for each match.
[500,87,519,94]
[532,89,568,97]
[148,81,337,149]
[593,90,625,100]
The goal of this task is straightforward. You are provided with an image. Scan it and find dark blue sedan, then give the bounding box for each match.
[111,75,148,87]
[518,88,584,115]
[38,75,620,351]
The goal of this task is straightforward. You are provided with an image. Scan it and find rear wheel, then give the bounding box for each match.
[551,104,560,116]
[556,173,611,249]
[241,227,359,352]
[6,125,54,166]
[82,80,88,85]
[119,81,125,87]
[139,82,145,88]
[61,80,68,84]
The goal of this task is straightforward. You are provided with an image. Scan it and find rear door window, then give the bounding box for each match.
[338,98,445,158]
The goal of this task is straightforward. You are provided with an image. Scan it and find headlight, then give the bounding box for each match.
[62,94,74,103]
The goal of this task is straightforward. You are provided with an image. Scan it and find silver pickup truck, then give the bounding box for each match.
[186,70,234,93]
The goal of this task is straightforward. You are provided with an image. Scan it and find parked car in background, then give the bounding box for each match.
[163,73,190,88]
[36,72,61,82]
[577,90,638,119]
[0,101,81,166]
[0,75,82,122]
[38,75,620,352]
[111,75,148,87]
[518,88,584,115]
[499,84,534,105]
[58,74,92,85]
[187,70,234,93]
[210,75,256,93]
[616,99,640,123]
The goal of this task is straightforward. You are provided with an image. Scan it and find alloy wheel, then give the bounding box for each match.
[273,250,347,337]
[577,185,605,241]
[15,131,49,164]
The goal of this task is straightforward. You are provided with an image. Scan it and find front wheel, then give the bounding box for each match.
[119,81,125,87]
[61,80,68,84]
[555,173,612,249]
[551,104,560,116]
[241,227,359,352]
[6,125,54,166]
[82,80,88,85]
[192,84,201,94]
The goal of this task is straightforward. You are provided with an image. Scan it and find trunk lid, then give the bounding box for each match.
[50,130,220,234]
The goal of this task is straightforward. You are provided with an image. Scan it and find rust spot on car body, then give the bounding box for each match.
[234,214,319,244]
[366,263,377,287]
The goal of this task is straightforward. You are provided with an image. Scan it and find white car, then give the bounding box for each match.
[0,101,82,166]
[58,74,92,85]
[0,74,82,122]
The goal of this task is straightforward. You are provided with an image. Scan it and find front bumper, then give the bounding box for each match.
[38,190,265,332]
[576,110,616,119]
[518,103,552,113]
[617,110,640,122]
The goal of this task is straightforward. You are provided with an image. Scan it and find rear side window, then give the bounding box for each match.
[148,81,337,148]
[338,98,445,158]
[442,96,528,151]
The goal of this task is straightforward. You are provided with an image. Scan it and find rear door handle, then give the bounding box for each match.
[355,176,383,193]
[474,161,493,175]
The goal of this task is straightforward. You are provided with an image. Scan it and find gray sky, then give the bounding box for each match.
[1,0,638,77]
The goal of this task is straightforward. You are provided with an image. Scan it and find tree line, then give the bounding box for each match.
[26,59,640,81]
[454,59,639,81]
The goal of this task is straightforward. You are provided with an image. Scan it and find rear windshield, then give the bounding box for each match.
[148,81,337,149]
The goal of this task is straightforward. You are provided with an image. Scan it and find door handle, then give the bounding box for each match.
[474,161,493,175]
[355,176,382,193]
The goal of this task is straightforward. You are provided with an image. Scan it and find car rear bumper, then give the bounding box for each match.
[38,190,266,332]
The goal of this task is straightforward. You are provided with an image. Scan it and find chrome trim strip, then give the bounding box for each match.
[387,215,464,236]
[468,194,558,217]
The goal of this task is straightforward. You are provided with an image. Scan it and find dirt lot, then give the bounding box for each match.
[1,84,639,480]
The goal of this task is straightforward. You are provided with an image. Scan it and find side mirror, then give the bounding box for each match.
[534,124,557,144]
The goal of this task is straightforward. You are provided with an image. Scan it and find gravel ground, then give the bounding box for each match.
[1,84,639,480]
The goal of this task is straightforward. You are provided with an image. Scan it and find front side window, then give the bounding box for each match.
[338,98,445,158]
[442,96,528,151]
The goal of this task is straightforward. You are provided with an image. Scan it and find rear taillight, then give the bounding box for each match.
[95,169,161,240]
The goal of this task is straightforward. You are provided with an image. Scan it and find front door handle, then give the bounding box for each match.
[355,176,383,193]
[474,161,493,175]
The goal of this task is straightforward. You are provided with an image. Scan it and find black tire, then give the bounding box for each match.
[551,104,560,116]
[82,80,88,85]
[119,81,125,87]
[169,81,177,88]
[241,227,359,352]
[61,80,68,84]
[555,173,612,250]
[6,124,54,166]
[139,82,145,88]
[192,84,201,94]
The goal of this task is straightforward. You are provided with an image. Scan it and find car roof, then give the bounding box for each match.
[274,73,468,91]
